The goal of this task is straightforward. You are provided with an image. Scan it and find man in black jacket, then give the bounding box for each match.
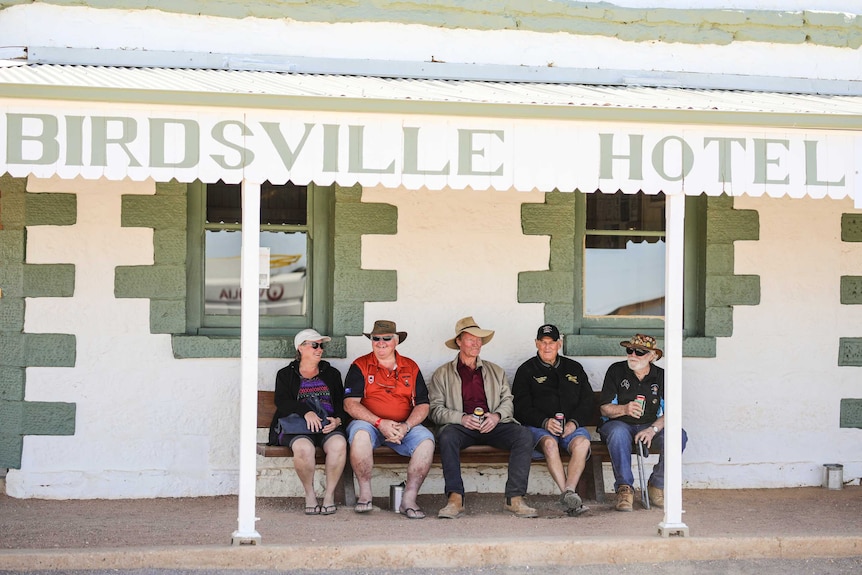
[512,324,594,516]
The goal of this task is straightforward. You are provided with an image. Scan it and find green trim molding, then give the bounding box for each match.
[1,2,860,49]
[117,181,398,359]
[0,174,77,470]
[518,192,760,358]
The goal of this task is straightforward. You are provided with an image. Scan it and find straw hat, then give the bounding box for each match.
[445,316,495,350]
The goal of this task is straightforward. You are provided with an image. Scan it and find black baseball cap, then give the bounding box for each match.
[536,324,560,341]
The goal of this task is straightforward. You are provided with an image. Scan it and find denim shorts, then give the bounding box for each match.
[528,425,591,459]
[346,419,435,457]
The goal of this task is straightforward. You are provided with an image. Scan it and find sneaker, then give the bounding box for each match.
[560,489,582,510]
[647,484,664,508]
[504,496,538,518]
[615,485,634,512]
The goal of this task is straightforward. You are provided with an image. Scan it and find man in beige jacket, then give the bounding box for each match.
[429,316,537,519]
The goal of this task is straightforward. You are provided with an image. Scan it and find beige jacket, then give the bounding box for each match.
[428,355,516,430]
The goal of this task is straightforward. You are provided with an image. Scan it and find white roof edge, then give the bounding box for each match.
[21,46,862,97]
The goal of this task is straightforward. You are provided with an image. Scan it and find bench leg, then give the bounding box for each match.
[590,455,606,504]
[341,460,357,507]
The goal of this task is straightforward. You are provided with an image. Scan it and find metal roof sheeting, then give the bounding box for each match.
[1,63,862,119]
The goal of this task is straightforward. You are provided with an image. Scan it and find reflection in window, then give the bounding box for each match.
[204,182,309,316]
[584,191,666,316]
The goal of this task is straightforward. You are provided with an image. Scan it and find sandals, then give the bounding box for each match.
[320,504,337,515]
[304,505,321,515]
[566,504,590,517]
[354,500,374,514]
[400,507,426,519]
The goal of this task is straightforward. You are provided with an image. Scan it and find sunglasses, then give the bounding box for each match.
[625,347,649,357]
[303,342,325,349]
[371,335,395,342]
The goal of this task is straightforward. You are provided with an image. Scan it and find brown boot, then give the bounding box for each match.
[615,485,634,512]
[647,484,664,508]
[437,492,464,519]
[504,496,538,518]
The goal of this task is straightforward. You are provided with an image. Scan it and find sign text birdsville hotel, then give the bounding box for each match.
[2,109,855,197]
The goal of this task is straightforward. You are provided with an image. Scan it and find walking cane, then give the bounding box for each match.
[637,440,650,510]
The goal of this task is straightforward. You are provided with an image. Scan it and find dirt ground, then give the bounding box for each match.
[1,486,861,550]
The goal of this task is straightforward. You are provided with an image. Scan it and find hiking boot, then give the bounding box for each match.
[615,485,634,512]
[504,496,538,518]
[437,492,464,519]
[647,484,664,508]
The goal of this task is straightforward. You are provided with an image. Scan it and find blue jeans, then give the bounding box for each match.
[598,419,688,491]
[527,425,592,460]
[346,419,435,457]
[437,422,533,499]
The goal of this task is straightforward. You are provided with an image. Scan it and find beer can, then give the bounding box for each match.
[473,407,485,423]
[554,413,565,436]
[635,395,646,415]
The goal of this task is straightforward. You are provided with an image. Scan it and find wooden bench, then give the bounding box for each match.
[257,390,613,505]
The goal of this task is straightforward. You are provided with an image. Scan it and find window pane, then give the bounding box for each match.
[584,237,665,316]
[204,230,307,316]
[586,191,665,232]
[205,181,308,225]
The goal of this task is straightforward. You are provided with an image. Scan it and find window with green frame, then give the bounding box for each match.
[574,190,706,337]
[186,180,334,336]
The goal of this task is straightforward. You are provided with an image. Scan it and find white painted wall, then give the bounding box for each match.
[2,4,862,83]
[7,179,861,498]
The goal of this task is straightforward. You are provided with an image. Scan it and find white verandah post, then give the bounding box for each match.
[232,179,262,545]
[658,190,689,537]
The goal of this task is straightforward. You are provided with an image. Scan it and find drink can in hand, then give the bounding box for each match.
[635,395,646,416]
[473,407,485,423]
[554,413,565,436]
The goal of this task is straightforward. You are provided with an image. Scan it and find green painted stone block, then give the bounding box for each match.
[842,214,862,242]
[115,265,186,299]
[838,338,862,367]
[0,433,23,469]
[0,229,26,262]
[22,333,76,367]
[705,244,734,275]
[543,304,575,335]
[150,299,187,334]
[521,202,575,236]
[518,270,573,303]
[0,298,25,330]
[840,276,862,304]
[121,195,187,230]
[0,367,25,401]
[24,193,77,226]
[171,335,240,359]
[707,208,759,243]
[333,301,365,335]
[334,270,396,302]
[0,264,24,297]
[0,399,23,430]
[705,275,760,306]
[337,203,397,235]
[21,401,76,435]
[839,399,862,428]
[153,229,187,265]
[0,333,24,366]
[23,264,75,297]
[705,306,734,338]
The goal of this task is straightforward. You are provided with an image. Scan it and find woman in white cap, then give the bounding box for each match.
[269,329,347,515]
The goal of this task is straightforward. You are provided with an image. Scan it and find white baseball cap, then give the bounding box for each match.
[294,328,332,350]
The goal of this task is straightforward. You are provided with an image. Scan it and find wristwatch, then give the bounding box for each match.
[652,426,660,433]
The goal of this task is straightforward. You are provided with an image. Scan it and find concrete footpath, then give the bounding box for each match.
[1,487,861,571]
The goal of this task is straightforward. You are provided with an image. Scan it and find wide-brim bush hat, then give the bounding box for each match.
[363,319,407,344]
[620,333,663,360]
[445,316,495,350]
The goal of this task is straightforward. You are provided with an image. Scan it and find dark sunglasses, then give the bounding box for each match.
[303,342,325,349]
[625,347,649,357]
[371,335,395,342]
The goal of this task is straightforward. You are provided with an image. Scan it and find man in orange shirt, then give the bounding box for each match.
[344,320,435,519]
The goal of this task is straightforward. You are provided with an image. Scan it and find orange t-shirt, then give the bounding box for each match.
[345,352,428,421]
